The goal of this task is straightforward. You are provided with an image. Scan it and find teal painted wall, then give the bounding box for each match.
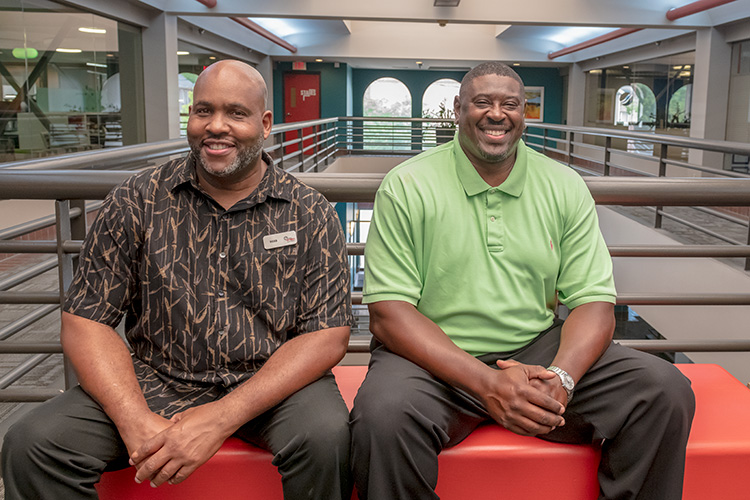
[351,69,466,119]
[273,62,351,124]
[350,67,565,124]
[272,64,565,127]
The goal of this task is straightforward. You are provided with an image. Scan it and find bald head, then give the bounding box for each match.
[194,59,268,110]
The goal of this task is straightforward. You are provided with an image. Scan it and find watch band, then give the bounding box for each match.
[547,365,575,404]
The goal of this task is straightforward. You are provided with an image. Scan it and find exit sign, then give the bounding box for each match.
[292,61,307,71]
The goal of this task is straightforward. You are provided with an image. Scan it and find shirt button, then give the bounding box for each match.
[219,252,227,259]
[490,216,496,222]
[489,189,496,194]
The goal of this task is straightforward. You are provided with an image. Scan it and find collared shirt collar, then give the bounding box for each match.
[167,151,293,204]
[453,135,528,198]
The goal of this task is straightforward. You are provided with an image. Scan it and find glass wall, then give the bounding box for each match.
[584,52,695,136]
[0,0,144,162]
[176,40,240,136]
[725,39,750,172]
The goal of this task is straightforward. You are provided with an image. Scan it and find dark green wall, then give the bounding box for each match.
[351,69,467,118]
[273,64,565,124]
[273,62,351,124]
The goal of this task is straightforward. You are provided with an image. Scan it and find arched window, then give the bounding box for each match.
[614,83,657,155]
[362,77,412,151]
[422,78,459,149]
[668,84,692,128]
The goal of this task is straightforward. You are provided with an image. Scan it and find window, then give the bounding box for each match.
[422,78,459,149]
[362,77,411,151]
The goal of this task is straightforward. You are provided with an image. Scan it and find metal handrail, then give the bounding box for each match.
[3,119,750,401]
[526,123,750,156]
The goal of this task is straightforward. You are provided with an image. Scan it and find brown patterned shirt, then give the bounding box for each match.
[64,152,353,417]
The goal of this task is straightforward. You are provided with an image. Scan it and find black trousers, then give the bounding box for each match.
[2,373,352,500]
[350,324,696,500]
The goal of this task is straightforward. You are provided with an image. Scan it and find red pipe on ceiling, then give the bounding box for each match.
[548,0,737,59]
[192,0,297,54]
[548,28,642,59]
[231,17,298,54]
[666,0,737,21]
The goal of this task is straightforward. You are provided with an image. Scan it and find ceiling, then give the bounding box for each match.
[137,0,750,70]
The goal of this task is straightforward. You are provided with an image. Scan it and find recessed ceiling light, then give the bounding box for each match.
[79,27,106,34]
[177,51,190,55]
[86,62,107,68]
[512,63,520,66]
[209,56,216,60]
[623,65,629,69]
[56,48,82,53]
[416,61,423,65]
[315,58,323,62]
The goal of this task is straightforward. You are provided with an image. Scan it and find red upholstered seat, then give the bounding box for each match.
[97,364,750,500]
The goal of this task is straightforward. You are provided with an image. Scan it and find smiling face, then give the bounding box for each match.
[187,61,272,181]
[454,74,526,173]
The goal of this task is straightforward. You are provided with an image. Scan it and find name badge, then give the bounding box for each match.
[263,230,297,250]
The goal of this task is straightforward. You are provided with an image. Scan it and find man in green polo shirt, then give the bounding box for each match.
[350,62,695,500]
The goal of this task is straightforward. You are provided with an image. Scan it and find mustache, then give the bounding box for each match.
[484,118,506,126]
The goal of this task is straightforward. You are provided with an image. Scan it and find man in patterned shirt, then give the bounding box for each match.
[3,60,354,500]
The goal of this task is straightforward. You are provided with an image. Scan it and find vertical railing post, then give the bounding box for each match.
[275,133,284,171]
[604,136,612,177]
[745,223,750,271]
[313,124,320,172]
[542,127,548,155]
[567,131,575,168]
[655,143,668,228]
[56,200,78,389]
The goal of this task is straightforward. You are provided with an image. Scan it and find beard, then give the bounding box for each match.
[191,134,265,178]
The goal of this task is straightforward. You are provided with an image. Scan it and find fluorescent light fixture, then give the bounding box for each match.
[589,69,602,74]
[673,65,683,69]
[177,51,190,55]
[512,63,520,66]
[79,27,106,34]
[315,58,323,62]
[623,65,630,69]
[209,56,216,60]
[684,65,691,69]
[86,62,107,68]
[56,48,82,53]
[87,70,107,76]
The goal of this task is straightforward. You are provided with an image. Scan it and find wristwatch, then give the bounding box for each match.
[547,365,575,404]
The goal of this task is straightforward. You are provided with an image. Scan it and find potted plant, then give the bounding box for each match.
[424,102,456,145]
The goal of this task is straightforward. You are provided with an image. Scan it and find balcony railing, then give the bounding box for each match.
[1,118,750,402]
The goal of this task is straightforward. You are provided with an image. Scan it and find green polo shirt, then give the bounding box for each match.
[363,138,616,355]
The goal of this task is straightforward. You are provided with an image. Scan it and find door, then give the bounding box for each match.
[283,72,320,155]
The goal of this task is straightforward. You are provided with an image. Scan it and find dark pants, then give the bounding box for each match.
[350,324,696,500]
[2,373,352,500]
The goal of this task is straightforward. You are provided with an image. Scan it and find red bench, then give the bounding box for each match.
[97,363,750,499]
